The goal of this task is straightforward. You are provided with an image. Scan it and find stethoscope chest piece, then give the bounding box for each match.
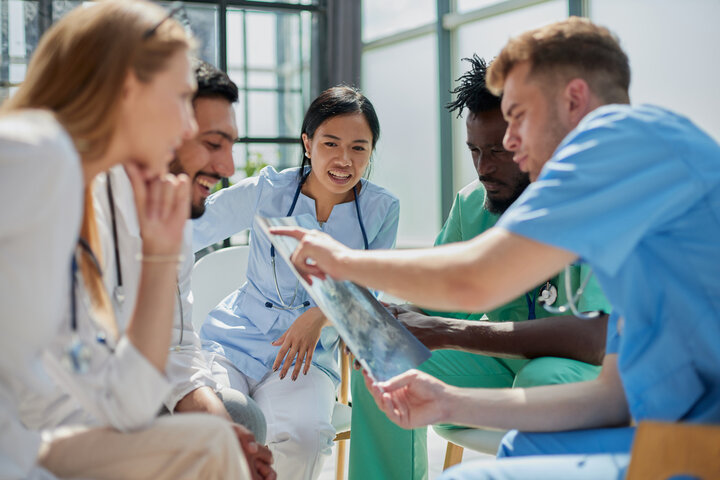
[64,334,91,374]
[538,282,558,306]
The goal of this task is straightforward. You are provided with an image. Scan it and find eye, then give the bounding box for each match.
[324,142,337,147]
[204,141,221,151]
[352,145,367,151]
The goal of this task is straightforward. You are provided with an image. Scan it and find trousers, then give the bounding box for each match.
[38,413,250,479]
[211,353,337,480]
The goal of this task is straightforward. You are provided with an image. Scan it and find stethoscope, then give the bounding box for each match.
[265,171,369,311]
[105,172,187,347]
[524,266,600,320]
[65,238,114,374]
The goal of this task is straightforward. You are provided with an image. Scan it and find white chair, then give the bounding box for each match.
[433,426,507,469]
[191,245,352,480]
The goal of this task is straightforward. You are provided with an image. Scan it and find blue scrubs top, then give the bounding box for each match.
[497,104,720,423]
[192,166,400,384]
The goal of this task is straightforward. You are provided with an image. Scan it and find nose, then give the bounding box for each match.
[477,152,497,176]
[340,147,352,166]
[503,125,519,152]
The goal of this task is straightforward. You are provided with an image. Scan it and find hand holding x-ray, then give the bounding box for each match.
[257,215,431,382]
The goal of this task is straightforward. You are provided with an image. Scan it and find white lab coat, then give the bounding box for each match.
[17,175,172,432]
[0,111,82,479]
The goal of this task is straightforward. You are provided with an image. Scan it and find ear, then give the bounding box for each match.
[563,78,591,126]
[121,69,141,103]
[301,133,312,157]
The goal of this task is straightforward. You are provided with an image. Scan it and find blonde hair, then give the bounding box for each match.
[487,17,630,104]
[4,0,194,337]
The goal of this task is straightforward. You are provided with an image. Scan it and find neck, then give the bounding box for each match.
[81,133,126,186]
[302,172,357,222]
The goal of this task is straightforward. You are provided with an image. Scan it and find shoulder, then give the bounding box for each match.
[456,179,487,207]
[359,179,399,207]
[257,165,303,187]
[0,109,78,171]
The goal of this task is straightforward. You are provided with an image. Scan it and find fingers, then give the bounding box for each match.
[268,226,310,240]
[291,349,306,381]
[279,343,299,380]
[271,335,290,372]
[303,348,314,375]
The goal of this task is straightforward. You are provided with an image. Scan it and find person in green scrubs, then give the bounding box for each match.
[347,55,612,480]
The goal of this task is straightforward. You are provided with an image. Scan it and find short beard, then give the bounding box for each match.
[191,202,206,219]
[484,173,531,215]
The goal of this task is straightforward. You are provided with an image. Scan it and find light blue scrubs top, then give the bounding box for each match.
[497,104,720,423]
[192,166,400,384]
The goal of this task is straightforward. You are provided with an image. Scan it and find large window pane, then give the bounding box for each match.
[452,0,566,191]
[227,6,311,172]
[591,0,720,141]
[362,0,435,43]
[1,0,40,101]
[363,34,440,247]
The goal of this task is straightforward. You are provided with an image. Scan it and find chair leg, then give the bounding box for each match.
[336,438,348,480]
[443,441,464,470]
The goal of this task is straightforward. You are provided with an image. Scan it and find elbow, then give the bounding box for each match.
[444,275,494,312]
[106,403,159,432]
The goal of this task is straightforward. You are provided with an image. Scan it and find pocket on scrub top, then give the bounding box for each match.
[236,289,282,335]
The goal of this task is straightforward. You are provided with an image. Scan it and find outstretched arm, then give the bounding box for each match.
[392,306,607,366]
[365,352,629,432]
[272,226,575,313]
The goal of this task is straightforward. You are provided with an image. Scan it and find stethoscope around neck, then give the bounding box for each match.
[265,171,369,311]
[524,266,601,320]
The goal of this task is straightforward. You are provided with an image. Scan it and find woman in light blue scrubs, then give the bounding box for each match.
[192,86,400,480]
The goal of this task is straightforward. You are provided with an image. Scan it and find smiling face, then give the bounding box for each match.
[119,49,197,179]
[301,113,373,201]
[169,96,238,218]
[501,61,571,181]
[466,108,529,214]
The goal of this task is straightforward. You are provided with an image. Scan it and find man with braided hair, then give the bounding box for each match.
[347,55,610,480]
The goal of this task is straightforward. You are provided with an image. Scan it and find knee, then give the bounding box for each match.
[269,417,335,458]
[513,357,600,388]
[219,388,267,444]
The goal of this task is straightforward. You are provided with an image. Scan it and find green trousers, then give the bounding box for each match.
[347,350,600,480]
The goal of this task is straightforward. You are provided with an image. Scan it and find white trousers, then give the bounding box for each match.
[211,354,336,480]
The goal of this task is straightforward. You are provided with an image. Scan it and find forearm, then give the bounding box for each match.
[125,261,178,371]
[444,355,629,431]
[174,386,231,421]
[341,229,574,312]
[438,314,608,365]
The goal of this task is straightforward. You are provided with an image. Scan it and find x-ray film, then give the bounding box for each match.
[255,215,431,382]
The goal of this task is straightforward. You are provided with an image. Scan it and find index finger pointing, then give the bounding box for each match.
[268,226,310,240]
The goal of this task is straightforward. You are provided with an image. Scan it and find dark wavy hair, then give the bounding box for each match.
[446,54,501,118]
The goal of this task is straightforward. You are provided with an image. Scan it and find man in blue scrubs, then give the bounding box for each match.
[274,17,720,478]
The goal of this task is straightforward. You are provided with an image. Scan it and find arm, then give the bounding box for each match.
[395,308,607,366]
[191,174,263,252]
[174,386,231,420]
[123,165,190,371]
[275,226,576,313]
[366,352,630,432]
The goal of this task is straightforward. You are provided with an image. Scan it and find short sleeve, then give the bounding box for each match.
[434,192,463,246]
[605,311,621,355]
[497,108,706,276]
[368,197,400,250]
[192,173,265,252]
